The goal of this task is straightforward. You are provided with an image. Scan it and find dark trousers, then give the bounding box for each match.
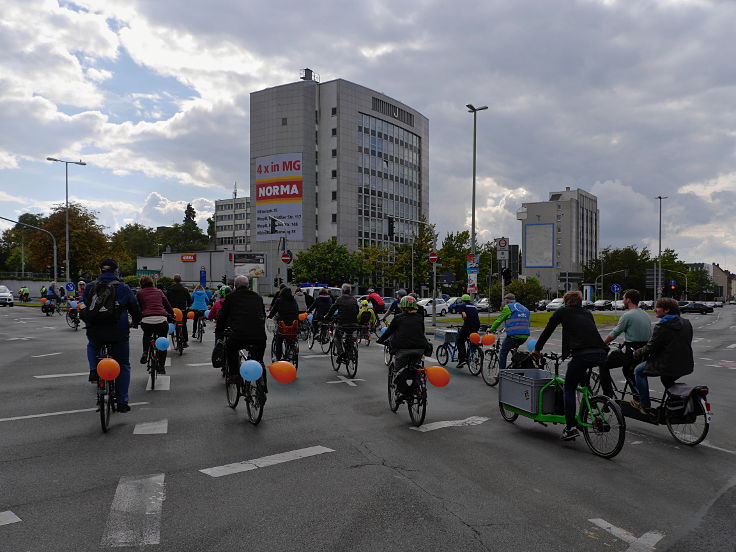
[499,336,527,370]
[565,350,608,429]
[393,349,424,395]
[225,337,266,376]
[457,324,479,363]
[599,342,647,397]
[141,321,169,365]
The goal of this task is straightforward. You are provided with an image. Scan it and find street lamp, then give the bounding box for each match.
[466,104,487,257]
[47,157,86,282]
[655,195,668,300]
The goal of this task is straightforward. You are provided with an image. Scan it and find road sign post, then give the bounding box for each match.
[429,252,438,326]
[496,237,509,307]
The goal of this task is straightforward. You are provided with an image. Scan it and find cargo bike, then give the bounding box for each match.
[498,352,626,458]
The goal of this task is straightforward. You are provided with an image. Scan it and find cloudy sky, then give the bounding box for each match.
[1,0,734,270]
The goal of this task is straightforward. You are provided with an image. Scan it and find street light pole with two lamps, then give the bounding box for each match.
[46,157,86,281]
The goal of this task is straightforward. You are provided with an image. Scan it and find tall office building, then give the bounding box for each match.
[517,187,599,292]
[250,69,429,288]
[214,196,251,250]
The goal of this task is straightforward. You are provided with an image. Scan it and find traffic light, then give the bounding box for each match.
[47,265,53,279]
[270,217,277,234]
[287,268,293,281]
[502,268,512,286]
[221,275,227,284]
[387,217,395,238]
[670,284,676,291]
[273,277,282,288]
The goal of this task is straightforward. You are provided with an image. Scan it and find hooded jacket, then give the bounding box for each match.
[633,315,694,379]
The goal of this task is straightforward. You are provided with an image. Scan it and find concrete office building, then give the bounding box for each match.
[250,69,429,288]
[214,196,252,250]
[517,187,599,292]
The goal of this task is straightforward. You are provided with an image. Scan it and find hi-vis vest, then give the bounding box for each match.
[505,302,530,336]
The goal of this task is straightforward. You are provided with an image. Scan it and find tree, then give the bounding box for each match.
[503,277,547,309]
[438,231,471,295]
[0,213,45,271]
[157,203,209,252]
[109,223,158,274]
[359,244,393,292]
[390,218,437,293]
[292,241,364,284]
[583,245,653,299]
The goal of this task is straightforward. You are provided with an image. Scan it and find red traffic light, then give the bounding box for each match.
[670,285,676,290]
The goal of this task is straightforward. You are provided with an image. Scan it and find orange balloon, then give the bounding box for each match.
[97,358,121,381]
[268,361,297,383]
[187,310,195,319]
[172,308,183,321]
[41,297,47,303]
[469,332,481,345]
[298,312,308,321]
[481,333,496,346]
[425,365,450,387]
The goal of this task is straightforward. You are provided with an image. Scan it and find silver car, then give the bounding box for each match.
[0,285,13,307]
[546,298,564,311]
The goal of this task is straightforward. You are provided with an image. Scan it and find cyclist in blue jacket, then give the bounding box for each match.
[489,293,531,371]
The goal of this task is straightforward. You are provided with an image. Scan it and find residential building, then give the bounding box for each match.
[214,196,251,250]
[516,187,599,292]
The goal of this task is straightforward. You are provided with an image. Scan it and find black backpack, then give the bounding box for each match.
[81,280,121,324]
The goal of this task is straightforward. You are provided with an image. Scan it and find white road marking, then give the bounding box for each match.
[700,441,736,455]
[699,358,712,360]
[33,372,87,379]
[200,445,335,478]
[133,419,168,435]
[588,518,664,551]
[727,344,736,349]
[100,473,166,548]
[6,337,33,341]
[146,375,170,391]
[410,416,489,433]
[630,441,643,445]
[31,352,62,358]
[164,356,171,367]
[186,362,211,366]
[301,354,325,359]
[0,402,150,423]
[326,375,365,387]
[423,357,438,363]
[0,510,22,526]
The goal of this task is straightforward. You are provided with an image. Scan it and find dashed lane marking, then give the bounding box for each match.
[326,375,365,387]
[0,402,150,423]
[588,518,664,551]
[200,445,335,478]
[164,356,171,367]
[186,362,211,366]
[100,473,165,548]
[31,352,62,358]
[146,375,170,391]
[410,416,489,433]
[133,419,168,435]
[699,358,713,360]
[34,372,87,379]
[301,354,326,359]
[0,511,21,526]
[6,337,33,341]
[727,344,736,349]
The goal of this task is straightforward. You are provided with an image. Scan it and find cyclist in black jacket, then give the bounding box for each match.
[533,290,608,441]
[166,275,192,346]
[307,288,333,334]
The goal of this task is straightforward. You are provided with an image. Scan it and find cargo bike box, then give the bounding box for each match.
[498,368,563,415]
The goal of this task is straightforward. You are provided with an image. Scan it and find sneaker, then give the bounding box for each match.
[139,354,147,364]
[117,403,131,413]
[456,361,467,369]
[156,367,166,374]
[88,370,99,383]
[183,342,189,349]
[561,427,579,441]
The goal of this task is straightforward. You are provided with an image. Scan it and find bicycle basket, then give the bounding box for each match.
[278,321,299,335]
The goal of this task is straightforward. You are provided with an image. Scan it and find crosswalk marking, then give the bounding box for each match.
[186,362,211,366]
[146,375,170,391]
[588,518,664,551]
[100,473,166,547]
[200,445,335,478]
[134,419,168,435]
[326,375,364,387]
[0,510,21,526]
[410,416,489,433]
[0,402,150,423]
[33,372,88,379]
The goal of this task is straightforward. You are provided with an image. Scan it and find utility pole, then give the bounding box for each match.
[656,196,668,300]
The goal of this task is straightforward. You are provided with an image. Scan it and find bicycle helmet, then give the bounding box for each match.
[361,300,369,306]
[396,289,407,298]
[219,285,231,297]
[367,288,375,293]
[77,280,85,286]
[462,294,472,301]
[409,292,419,299]
[399,295,416,308]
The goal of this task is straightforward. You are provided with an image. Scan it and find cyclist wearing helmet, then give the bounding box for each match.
[382,289,407,322]
[326,283,360,354]
[366,288,385,315]
[307,287,333,335]
[357,300,377,326]
[377,295,430,399]
[455,294,480,369]
[409,292,427,317]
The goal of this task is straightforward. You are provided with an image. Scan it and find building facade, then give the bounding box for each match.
[249,70,429,289]
[214,196,252,250]
[517,187,599,292]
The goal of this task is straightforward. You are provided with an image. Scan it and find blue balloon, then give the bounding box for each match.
[526,339,538,352]
[168,323,176,334]
[69,301,78,308]
[240,360,263,382]
[155,337,170,351]
[380,326,387,335]
[307,313,313,323]
[204,310,210,318]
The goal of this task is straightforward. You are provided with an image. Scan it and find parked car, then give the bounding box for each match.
[612,300,625,310]
[546,298,564,311]
[582,300,595,310]
[593,300,612,311]
[714,301,724,308]
[534,299,550,311]
[447,297,465,314]
[681,302,713,314]
[0,285,13,307]
[639,300,654,309]
[417,298,448,316]
[475,298,491,312]
[729,300,736,305]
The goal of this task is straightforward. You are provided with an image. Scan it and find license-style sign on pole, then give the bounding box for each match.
[428,251,439,263]
[281,251,293,264]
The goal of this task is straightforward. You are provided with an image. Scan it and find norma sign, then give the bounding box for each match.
[429,252,439,263]
[180,254,197,262]
[255,153,304,242]
[281,252,292,264]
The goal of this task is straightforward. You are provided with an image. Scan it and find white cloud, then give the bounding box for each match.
[677,172,736,201]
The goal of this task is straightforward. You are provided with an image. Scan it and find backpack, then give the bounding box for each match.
[359,310,373,324]
[80,280,121,324]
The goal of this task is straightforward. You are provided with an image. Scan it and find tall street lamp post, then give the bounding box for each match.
[466,104,487,257]
[656,195,668,300]
[47,157,86,281]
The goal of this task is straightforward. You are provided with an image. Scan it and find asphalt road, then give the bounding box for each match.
[0,305,734,551]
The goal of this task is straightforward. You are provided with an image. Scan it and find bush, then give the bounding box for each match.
[157,276,173,289]
[123,275,139,288]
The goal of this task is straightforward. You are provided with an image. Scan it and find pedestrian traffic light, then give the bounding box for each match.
[221,275,227,284]
[270,217,277,234]
[387,217,395,238]
[287,268,293,282]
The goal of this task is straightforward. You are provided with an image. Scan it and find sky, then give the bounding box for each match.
[0,0,734,271]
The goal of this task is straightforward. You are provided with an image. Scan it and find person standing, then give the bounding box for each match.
[166,275,192,347]
[136,275,174,373]
[489,293,531,371]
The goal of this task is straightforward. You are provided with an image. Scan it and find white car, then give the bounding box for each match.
[546,298,564,311]
[612,300,625,310]
[417,298,448,316]
[0,285,13,307]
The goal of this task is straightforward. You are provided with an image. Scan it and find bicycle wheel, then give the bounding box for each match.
[287,341,299,371]
[99,382,112,432]
[308,326,316,350]
[148,354,157,391]
[387,364,400,412]
[468,346,483,376]
[666,398,709,446]
[436,344,449,366]
[245,379,265,425]
[197,320,204,343]
[271,338,281,363]
[482,350,500,387]
[408,379,427,427]
[580,396,626,459]
[499,402,518,422]
[226,374,240,408]
[345,342,358,378]
[384,345,393,366]
[65,310,75,328]
[320,328,331,354]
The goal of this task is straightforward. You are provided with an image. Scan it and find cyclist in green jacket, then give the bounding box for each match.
[489,293,531,371]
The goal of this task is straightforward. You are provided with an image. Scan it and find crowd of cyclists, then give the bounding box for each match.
[42,256,698,444]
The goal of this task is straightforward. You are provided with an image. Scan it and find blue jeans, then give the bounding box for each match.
[87,340,131,403]
[565,350,608,429]
[499,336,527,370]
[634,362,676,408]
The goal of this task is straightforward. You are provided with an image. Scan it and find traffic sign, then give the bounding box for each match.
[496,237,508,250]
[281,252,292,264]
[669,280,676,286]
[611,283,621,293]
[428,251,439,263]
[65,282,75,292]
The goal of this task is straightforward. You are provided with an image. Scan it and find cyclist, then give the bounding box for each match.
[136,275,174,373]
[533,290,608,441]
[294,287,308,314]
[382,289,407,322]
[489,293,531,372]
[630,297,693,414]
[454,294,480,369]
[19,286,30,302]
[307,287,333,339]
[357,300,377,341]
[326,283,360,359]
[268,286,299,360]
[377,295,430,400]
[191,284,209,338]
[81,258,141,412]
[43,281,60,315]
[216,275,267,382]
[77,281,86,301]
[166,274,192,348]
[600,289,651,398]
[366,288,385,316]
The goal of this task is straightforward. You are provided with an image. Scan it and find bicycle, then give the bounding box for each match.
[298,319,310,342]
[271,321,299,371]
[387,353,427,427]
[358,322,372,347]
[65,306,81,331]
[224,333,267,425]
[330,324,359,378]
[383,340,394,366]
[145,333,166,390]
[435,326,483,376]
[173,319,185,356]
[481,329,526,387]
[95,345,118,433]
[317,321,334,354]
[192,311,206,343]
[499,352,626,458]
